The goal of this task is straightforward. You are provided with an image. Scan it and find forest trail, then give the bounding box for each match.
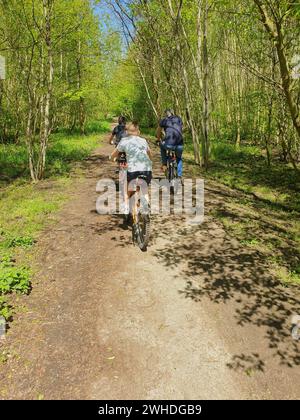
[0,132,299,400]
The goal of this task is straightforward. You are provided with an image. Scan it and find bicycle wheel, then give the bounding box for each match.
[135,212,151,252]
[168,161,173,183]
[173,162,180,194]
[169,162,179,195]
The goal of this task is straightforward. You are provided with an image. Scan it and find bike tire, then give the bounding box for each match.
[168,162,173,183]
[136,213,151,252]
[169,162,177,195]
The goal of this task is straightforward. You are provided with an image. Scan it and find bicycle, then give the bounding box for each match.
[157,140,181,194]
[167,148,179,192]
[162,145,181,195]
[130,175,151,252]
[116,151,127,171]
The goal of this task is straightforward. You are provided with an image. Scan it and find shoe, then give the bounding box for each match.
[123,214,132,225]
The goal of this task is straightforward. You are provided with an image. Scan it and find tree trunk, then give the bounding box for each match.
[202,0,210,169]
[136,56,159,121]
[77,40,85,136]
[37,0,54,180]
[253,0,300,140]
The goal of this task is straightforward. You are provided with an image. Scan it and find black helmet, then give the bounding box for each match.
[118,116,126,125]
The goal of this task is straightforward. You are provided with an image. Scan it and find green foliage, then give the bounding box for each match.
[112,0,300,171]
[107,58,143,120]
[240,238,261,246]
[0,128,109,325]
[189,136,300,285]
[0,128,110,330]
[0,350,9,364]
[0,297,13,320]
[0,255,31,295]
[0,0,118,180]
[0,123,109,185]
[1,236,35,249]
[46,131,105,177]
[210,140,261,162]
[207,140,300,212]
[0,144,28,181]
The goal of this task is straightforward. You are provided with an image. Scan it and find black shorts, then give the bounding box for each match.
[127,171,152,190]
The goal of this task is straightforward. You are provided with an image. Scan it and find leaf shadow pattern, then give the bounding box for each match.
[226,353,265,374]
[152,215,300,370]
[89,214,133,249]
[95,145,300,371]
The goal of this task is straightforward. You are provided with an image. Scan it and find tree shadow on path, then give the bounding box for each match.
[151,212,300,372]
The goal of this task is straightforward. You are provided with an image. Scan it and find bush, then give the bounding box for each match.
[0,254,31,295]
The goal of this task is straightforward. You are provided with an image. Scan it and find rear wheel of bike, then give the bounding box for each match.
[169,162,179,195]
[168,161,173,183]
[135,213,151,252]
[173,163,180,194]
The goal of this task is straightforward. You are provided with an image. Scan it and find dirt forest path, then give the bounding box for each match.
[0,131,299,400]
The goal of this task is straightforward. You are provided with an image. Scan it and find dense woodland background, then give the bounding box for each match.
[1,0,300,176]
[0,1,300,318]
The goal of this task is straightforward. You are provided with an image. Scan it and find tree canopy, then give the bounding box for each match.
[0,0,300,178]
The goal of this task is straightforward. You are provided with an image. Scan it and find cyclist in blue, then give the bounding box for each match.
[156,109,184,181]
[109,116,127,145]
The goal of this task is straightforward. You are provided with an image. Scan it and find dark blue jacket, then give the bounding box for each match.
[112,124,126,144]
[160,115,183,146]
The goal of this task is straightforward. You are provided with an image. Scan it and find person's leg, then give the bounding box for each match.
[127,173,137,217]
[138,174,151,214]
[143,172,152,208]
[160,143,168,171]
[175,145,184,177]
[119,170,129,214]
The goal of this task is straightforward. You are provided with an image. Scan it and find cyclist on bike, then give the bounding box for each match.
[109,116,127,145]
[110,122,152,214]
[157,109,184,182]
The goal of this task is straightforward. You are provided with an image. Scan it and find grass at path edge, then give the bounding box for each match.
[0,122,110,322]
